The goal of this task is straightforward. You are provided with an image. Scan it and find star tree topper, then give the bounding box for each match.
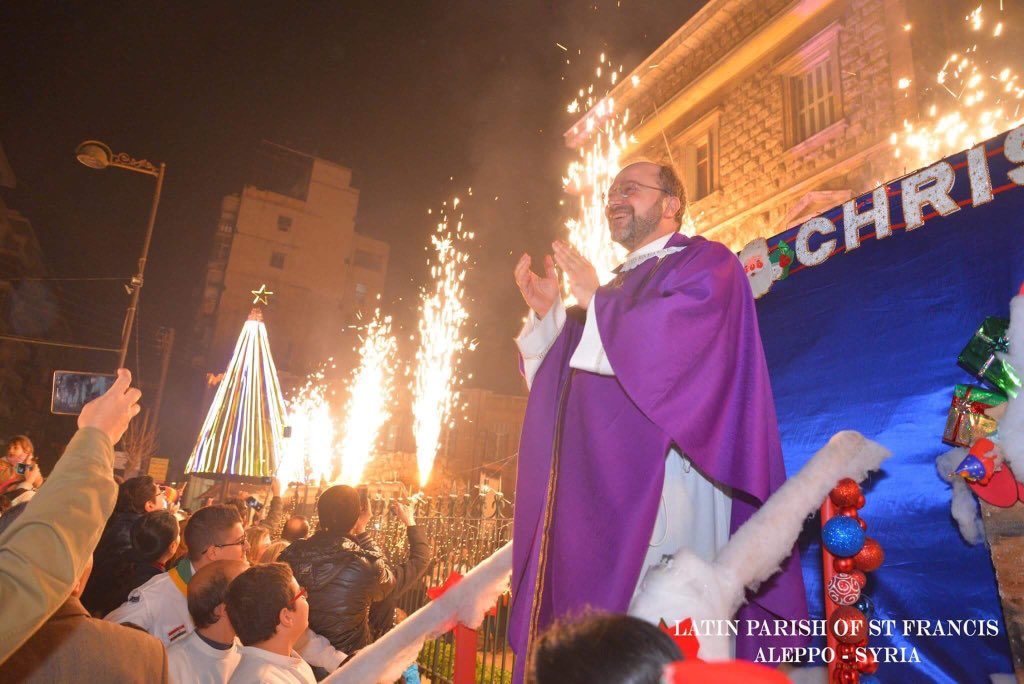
[251,284,274,305]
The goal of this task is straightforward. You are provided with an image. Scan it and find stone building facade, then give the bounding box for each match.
[566,0,976,249]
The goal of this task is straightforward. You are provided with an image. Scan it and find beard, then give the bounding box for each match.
[607,202,661,251]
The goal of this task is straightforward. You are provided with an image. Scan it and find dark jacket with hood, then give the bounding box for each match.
[280,530,395,654]
[79,510,142,614]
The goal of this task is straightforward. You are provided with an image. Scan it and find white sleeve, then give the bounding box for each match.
[105,586,153,631]
[568,294,614,375]
[296,628,346,670]
[514,299,566,389]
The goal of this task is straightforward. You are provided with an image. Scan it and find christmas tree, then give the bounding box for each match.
[186,304,288,478]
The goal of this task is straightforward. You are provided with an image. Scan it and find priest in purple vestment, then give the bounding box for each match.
[509,161,808,677]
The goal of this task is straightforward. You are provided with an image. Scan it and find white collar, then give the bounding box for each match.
[238,645,304,668]
[618,232,684,273]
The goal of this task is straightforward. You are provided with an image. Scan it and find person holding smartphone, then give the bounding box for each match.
[0,436,34,495]
[279,485,396,655]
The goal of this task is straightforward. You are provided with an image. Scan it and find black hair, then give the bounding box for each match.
[116,476,159,514]
[316,486,360,536]
[531,611,682,684]
[131,510,179,563]
[188,563,239,629]
[184,504,242,561]
[226,563,295,645]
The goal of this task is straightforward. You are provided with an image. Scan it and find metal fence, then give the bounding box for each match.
[366,493,515,684]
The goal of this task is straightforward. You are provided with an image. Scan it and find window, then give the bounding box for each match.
[353,249,384,271]
[354,282,368,305]
[215,239,231,261]
[789,60,838,143]
[778,24,843,148]
[270,251,286,269]
[277,215,292,232]
[675,109,720,202]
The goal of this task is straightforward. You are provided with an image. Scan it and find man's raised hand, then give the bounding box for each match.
[552,240,600,309]
[514,252,560,318]
[78,368,142,445]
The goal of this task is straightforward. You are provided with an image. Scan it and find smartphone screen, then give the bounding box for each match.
[51,370,116,415]
[358,485,369,511]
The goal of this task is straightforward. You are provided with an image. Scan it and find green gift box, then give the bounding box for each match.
[958,317,1021,398]
[942,384,1006,447]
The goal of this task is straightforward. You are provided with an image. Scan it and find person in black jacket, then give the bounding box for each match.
[280,485,396,655]
[80,475,160,614]
[368,501,432,641]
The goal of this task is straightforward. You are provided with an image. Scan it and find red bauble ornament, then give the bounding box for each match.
[836,666,859,684]
[856,494,866,509]
[858,651,879,674]
[839,506,859,518]
[834,557,855,572]
[830,479,861,507]
[857,518,867,531]
[829,606,868,644]
[853,538,885,572]
[850,570,867,588]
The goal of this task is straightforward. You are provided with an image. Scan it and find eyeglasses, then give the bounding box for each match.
[603,181,670,203]
[207,536,249,554]
[288,587,308,608]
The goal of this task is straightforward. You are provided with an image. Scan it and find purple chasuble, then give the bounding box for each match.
[509,234,808,676]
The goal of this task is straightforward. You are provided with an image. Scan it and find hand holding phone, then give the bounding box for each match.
[77,369,142,444]
[52,371,117,415]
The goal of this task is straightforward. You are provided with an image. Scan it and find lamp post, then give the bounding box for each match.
[75,140,166,369]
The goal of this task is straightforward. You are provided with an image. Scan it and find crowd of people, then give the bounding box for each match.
[0,369,788,683]
[0,370,435,683]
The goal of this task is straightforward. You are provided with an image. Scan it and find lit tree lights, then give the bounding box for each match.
[186,307,288,478]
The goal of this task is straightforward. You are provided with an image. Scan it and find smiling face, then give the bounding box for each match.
[604,162,672,251]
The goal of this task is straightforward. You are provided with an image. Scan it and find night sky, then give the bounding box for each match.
[2,2,703,463]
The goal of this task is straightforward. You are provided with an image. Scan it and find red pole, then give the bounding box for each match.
[821,497,839,683]
[453,624,477,684]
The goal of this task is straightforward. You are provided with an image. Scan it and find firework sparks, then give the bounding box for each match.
[337,312,398,486]
[411,200,473,487]
[893,3,1024,168]
[563,53,637,287]
[279,370,336,484]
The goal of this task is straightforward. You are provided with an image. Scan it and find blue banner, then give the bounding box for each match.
[757,125,1024,682]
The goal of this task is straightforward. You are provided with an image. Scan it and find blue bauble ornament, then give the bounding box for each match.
[822,516,866,557]
[859,675,881,684]
[853,595,874,618]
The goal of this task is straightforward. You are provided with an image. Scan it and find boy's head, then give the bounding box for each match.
[226,562,308,647]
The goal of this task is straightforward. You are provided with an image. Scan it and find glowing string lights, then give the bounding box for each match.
[186,307,288,478]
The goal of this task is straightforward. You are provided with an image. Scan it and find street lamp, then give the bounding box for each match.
[75,140,166,369]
